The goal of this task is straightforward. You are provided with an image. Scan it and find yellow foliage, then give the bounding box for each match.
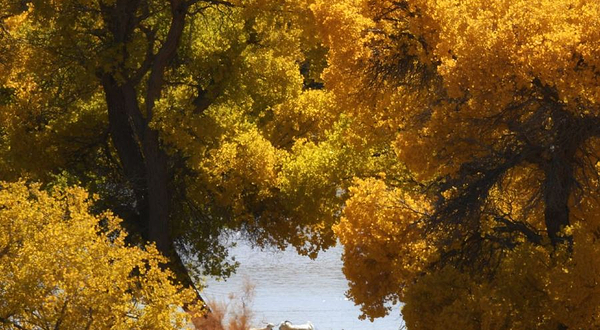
[0,182,199,329]
[0,0,343,274]
[335,178,433,319]
[200,127,281,210]
[7,0,600,327]
[402,228,600,329]
[314,0,600,328]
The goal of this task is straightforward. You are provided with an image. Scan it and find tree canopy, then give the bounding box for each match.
[314,0,600,328]
[0,181,199,329]
[4,0,600,329]
[0,0,345,295]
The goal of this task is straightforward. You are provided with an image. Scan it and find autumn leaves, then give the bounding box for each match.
[2,0,600,329]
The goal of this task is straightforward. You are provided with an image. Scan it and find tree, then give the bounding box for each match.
[313,0,600,328]
[0,181,199,329]
[0,0,343,307]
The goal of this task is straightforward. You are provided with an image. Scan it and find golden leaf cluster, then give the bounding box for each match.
[0,182,199,329]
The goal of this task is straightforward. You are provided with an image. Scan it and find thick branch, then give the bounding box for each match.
[494,216,543,245]
[145,0,188,120]
[0,316,26,330]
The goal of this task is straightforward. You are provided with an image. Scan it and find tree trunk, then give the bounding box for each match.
[541,106,578,247]
[144,128,170,253]
[100,0,208,315]
[102,77,149,236]
[102,74,209,309]
[542,154,573,246]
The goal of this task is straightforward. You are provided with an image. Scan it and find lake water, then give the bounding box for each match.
[202,242,404,330]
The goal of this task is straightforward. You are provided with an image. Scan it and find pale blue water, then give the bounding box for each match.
[202,242,404,330]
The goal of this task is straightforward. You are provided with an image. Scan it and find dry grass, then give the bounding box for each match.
[191,280,256,330]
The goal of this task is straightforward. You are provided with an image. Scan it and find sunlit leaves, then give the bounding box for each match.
[335,178,432,320]
[0,0,342,277]
[0,182,199,329]
[313,0,600,328]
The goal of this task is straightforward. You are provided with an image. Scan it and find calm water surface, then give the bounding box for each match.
[202,242,404,330]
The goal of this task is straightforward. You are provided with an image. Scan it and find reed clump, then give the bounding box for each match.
[191,280,255,330]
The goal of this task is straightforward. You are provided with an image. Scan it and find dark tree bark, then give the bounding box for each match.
[101,78,149,235]
[99,0,207,312]
[542,147,574,246]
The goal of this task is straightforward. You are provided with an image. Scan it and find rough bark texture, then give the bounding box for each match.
[99,0,207,311]
[101,78,149,235]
